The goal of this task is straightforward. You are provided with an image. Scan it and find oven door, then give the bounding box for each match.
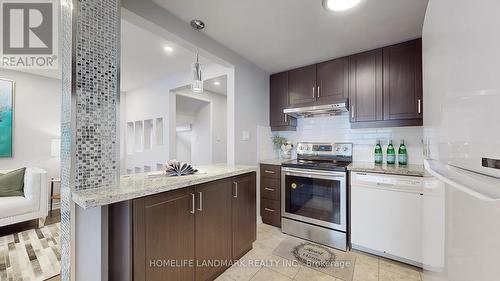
[281,167,347,232]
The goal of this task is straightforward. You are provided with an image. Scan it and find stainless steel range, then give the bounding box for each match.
[281,142,353,251]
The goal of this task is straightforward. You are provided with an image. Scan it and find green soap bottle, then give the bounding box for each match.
[398,140,408,165]
[374,140,383,164]
[387,140,396,165]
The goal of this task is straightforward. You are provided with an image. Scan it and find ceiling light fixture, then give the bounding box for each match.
[322,0,361,11]
[213,81,221,86]
[164,46,174,53]
[190,19,206,93]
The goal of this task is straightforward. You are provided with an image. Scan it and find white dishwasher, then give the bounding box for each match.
[350,172,424,267]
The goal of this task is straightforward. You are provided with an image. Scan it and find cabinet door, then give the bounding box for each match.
[231,173,257,259]
[270,72,295,128]
[288,65,317,107]
[383,39,423,120]
[133,187,195,281]
[349,49,383,122]
[195,179,232,281]
[316,57,349,105]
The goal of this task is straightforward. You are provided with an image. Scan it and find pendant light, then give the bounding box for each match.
[190,19,205,93]
[191,52,203,93]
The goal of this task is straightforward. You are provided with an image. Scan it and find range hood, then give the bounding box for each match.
[283,102,348,118]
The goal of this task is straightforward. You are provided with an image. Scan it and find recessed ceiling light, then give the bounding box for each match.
[164,46,174,53]
[323,0,361,11]
[213,81,221,86]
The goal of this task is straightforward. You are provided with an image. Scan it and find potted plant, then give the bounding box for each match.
[271,135,294,159]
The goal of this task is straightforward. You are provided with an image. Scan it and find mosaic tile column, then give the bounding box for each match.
[60,0,120,280]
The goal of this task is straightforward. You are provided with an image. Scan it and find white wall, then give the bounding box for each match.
[0,69,61,180]
[208,91,227,164]
[261,115,424,165]
[176,131,192,162]
[123,77,171,173]
[190,103,211,165]
[121,2,270,165]
[122,63,230,172]
[175,89,228,165]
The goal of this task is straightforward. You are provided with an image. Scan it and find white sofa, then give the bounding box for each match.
[0,168,48,227]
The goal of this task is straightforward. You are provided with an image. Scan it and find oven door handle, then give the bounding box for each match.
[282,168,346,179]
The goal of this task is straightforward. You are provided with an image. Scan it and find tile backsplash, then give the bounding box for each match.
[259,115,424,165]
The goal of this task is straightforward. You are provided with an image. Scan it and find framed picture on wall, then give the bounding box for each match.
[0,79,14,158]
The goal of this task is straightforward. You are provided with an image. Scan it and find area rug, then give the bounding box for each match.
[0,223,60,281]
[273,237,356,281]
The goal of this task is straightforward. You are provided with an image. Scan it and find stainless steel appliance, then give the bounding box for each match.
[283,102,348,118]
[281,142,352,251]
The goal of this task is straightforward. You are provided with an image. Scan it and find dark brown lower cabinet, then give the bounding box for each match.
[133,187,196,281]
[195,179,232,281]
[231,174,257,260]
[109,172,256,281]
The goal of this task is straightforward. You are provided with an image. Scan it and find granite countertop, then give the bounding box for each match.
[259,158,294,165]
[72,164,257,209]
[347,162,427,177]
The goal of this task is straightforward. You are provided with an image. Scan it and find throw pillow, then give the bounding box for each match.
[0,168,26,197]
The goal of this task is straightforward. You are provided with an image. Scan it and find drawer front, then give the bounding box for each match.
[260,164,281,179]
[260,178,280,201]
[261,198,281,227]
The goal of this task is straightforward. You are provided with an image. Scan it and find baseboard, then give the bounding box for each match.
[257,216,262,224]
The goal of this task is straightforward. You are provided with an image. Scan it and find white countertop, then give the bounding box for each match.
[259,158,294,165]
[72,164,257,209]
[347,162,427,177]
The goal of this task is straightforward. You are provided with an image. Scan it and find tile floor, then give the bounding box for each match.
[215,223,424,281]
[45,223,424,281]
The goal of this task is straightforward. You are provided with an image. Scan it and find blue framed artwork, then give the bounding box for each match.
[0,79,14,158]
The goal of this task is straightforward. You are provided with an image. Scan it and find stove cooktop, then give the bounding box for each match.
[281,159,351,172]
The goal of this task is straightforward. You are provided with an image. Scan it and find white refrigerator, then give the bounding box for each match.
[422,0,500,280]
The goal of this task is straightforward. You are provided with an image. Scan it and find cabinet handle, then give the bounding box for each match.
[317,86,320,98]
[264,187,275,191]
[190,193,195,214]
[264,170,275,174]
[312,87,315,98]
[284,113,287,123]
[265,208,275,212]
[351,105,355,119]
[418,99,422,114]
[197,192,203,211]
[233,182,238,198]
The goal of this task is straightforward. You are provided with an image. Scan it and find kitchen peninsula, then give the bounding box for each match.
[72,164,257,281]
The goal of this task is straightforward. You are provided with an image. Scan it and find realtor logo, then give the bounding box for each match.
[0,1,58,69]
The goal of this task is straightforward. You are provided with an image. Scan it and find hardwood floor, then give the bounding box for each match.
[0,208,61,237]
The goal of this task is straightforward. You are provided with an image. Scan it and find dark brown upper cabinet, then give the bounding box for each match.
[288,64,317,107]
[349,49,383,123]
[317,57,349,104]
[383,39,423,121]
[270,72,296,131]
[269,38,423,130]
[350,39,423,128]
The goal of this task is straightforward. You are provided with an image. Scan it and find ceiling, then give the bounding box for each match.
[121,19,210,92]
[203,75,227,96]
[152,0,429,73]
[176,94,209,116]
